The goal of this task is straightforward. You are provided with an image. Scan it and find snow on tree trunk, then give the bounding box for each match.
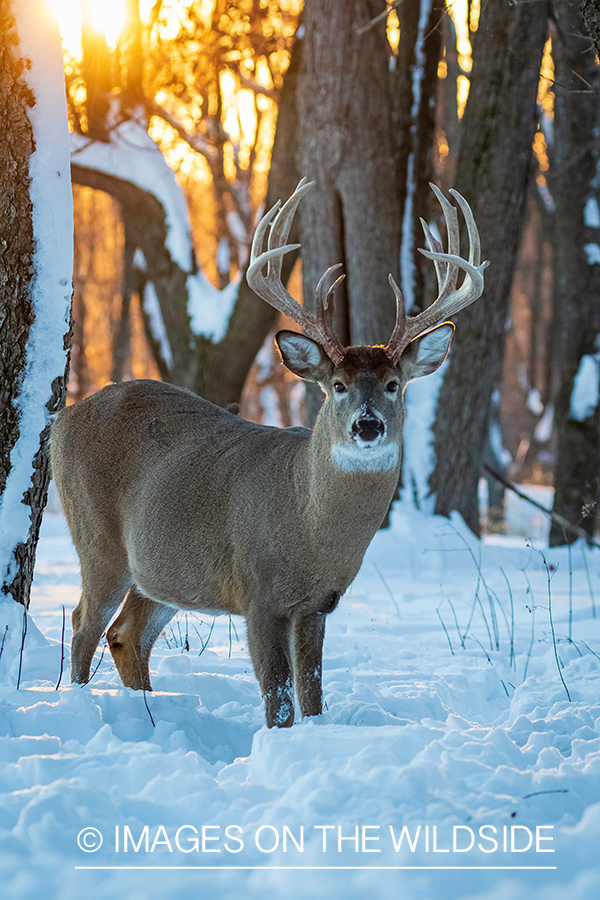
[391,0,443,508]
[549,0,600,545]
[0,0,73,614]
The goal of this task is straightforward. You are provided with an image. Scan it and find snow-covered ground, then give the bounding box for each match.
[1,502,600,899]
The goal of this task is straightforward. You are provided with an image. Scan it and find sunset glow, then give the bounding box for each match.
[49,0,127,52]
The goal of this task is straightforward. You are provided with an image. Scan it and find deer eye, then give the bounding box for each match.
[385,381,399,394]
[333,382,347,394]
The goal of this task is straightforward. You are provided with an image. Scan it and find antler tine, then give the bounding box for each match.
[267,176,313,282]
[315,264,346,365]
[247,181,312,329]
[246,178,348,362]
[386,274,406,355]
[250,199,280,266]
[385,185,488,363]
[419,217,448,296]
[449,189,481,267]
[429,182,460,297]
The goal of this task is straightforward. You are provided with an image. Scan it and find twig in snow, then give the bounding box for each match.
[500,568,516,670]
[87,641,106,684]
[447,523,498,650]
[523,789,569,800]
[130,641,155,728]
[444,593,464,648]
[0,625,8,666]
[374,562,402,618]
[578,640,600,663]
[568,540,573,640]
[531,545,571,702]
[16,604,28,689]
[522,569,536,682]
[197,617,216,657]
[55,605,66,690]
[467,634,493,665]
[437,606,455,655]
[484,464,600,549]
[580,542,597,619]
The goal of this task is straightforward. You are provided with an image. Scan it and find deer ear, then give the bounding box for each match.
[275,330,334,381]
[402,322,454,381]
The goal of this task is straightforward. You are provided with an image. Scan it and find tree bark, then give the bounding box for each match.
[0,2,36,502]
[429,0,550,534]
[0,0,73,607]
[549,0,600,544]
[111,226,135,383]
[392,0,443,313]
[297,0,401,347]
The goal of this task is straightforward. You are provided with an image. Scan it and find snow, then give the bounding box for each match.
[259,386,282,427]
[142,281,174,370]
[584,197,600,229]
[71,120,193,272]
[569,346,600,422]
[535,403,555,444]
[401,358,448,510]
[71,119,239,345]
[0,1,73,599]
[583,243,600,266]
[489,420,512,469]
[527,388,544,417]
[187,272,239,344]
[3,498,600,898]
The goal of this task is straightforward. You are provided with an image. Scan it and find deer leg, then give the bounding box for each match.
[246,607,294,728]
[107,587,175,691]
[292,611,326,718]
[71,557,130,684]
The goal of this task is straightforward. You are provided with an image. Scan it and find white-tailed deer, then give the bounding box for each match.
[51,180,487,727]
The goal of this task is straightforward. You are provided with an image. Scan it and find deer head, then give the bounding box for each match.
[247,179,488,471]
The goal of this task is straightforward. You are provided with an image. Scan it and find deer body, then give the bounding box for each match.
[51,181,487,727]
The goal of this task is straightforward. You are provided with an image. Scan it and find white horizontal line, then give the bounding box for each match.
[75,866,558,871]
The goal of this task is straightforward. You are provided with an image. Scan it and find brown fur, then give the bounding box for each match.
[51,328,450,727]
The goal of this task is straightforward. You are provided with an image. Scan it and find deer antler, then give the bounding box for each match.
[247,180,487,368]
[385,183,489,363]
[246,177,346,366]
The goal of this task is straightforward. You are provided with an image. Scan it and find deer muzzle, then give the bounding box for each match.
[350,412,385,446]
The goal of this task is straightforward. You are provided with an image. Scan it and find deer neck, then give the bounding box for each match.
[297,414,401,562]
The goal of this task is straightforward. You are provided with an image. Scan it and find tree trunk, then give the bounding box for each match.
[0,0,73,607]
[111,227,135,383]
[297,0,401,347]
[549,0,600,545]
[81,1,113,139]
[429,0,550,534]
[393,0,443,313]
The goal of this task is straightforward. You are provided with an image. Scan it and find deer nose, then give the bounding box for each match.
[351,415,385,442]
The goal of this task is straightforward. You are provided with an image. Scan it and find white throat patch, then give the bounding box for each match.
[330,442,400,473]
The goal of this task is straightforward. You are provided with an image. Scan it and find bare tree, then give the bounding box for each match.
[429,0,550,534]
[70,11,302,407]
[549,0,600,544]
[0,0,73,608]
